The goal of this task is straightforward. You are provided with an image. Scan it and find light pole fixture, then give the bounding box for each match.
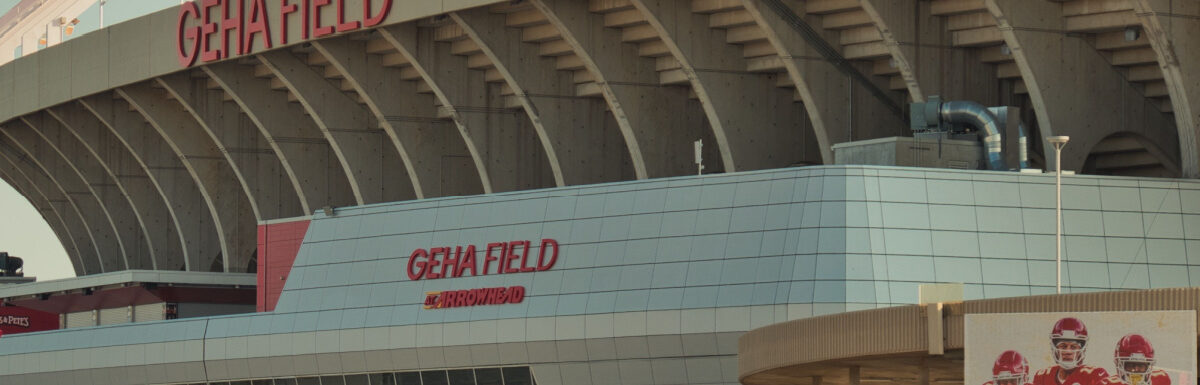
[1047,136,1070,294]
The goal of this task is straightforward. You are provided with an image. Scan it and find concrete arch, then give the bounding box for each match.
[628,0,809,172]
[529,0,706,179]
[1129,0,1200,177]
[20,113,155,270]
[450,9,633,186]
[0,138,98,275]
[116,83,257,273]
[157,72,305,220]
[310,37,484,199]
[984,0,1180,173]
[0,120,124,272]
[858,0,926,102]
[200,62,358,213]
[80,95,223,272]
[47,103,182,271]
[257,50,415,205]
[379,23,556,193]
[0,160,85,276]
[1083,131,1181,177]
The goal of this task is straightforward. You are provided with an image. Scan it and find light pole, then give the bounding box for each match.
[1048,136,1070,294]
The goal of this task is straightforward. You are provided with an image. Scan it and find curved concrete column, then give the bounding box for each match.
[1130,0,1200,177]
[0,138,98,274]
[310,37,484,198]
[157,73,305,219]
[379,23,557,193]
[0,162,85,276]
[451,9,633,185]
[1,120,124,272]
[80,95,222,272]
[20,113,155,270]
[740,0,902,163]
[858,0,925,102]
[201,62,358,213]
[47,103,183,271]
[529,0,708,179]
[257,50,415,204]
[116,84,257,273]
[984,0,1180,173]
[628,0,810,171]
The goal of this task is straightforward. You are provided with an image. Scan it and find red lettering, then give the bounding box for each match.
[503,242,523,274]
[312,0,334,37]
[486,288,499,304]
[363,0,391,27]
[435,292,447,308]
[176,3,202,67]
[441,246,461,278]
[279,0,299,44]
[484,242,505,275]
[455,290,468,307]
[244,0,272,51]
[426,247,444,279]
[537,239,559,271]
[406,249,428,280]
[221,0,243,57]
[518,240,536,272]
[455,245,477,277]
[336,0,360,32]
[509,286,525,303]
[200,0,222,62]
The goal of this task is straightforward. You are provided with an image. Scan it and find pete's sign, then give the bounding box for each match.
[0,315,30,328]
[406,239,559,281]
[176,0,394,67]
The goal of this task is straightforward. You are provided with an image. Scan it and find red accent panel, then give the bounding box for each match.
[257,219,311,312]
[0,305,58,335]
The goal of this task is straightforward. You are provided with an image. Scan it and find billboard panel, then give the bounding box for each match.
[967,311,1196,385]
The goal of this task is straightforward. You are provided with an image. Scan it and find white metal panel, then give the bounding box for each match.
[98,307,128,325]
[65,311,92,328]
[133,303,163,322]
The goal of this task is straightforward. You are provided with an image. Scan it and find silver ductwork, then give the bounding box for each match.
[939,101,1006,170]
[988,106,1029,169]
[908,96,1029,171]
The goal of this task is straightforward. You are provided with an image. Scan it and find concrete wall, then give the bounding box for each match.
[0,166,1197,384]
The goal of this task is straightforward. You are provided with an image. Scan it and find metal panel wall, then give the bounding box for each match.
[64,311,92,328]
[133,303,163,323]
[97,307,128,325]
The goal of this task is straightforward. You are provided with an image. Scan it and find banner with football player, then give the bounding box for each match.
[966,311,1196,385]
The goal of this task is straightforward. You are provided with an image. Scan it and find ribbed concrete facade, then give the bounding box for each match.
[0,0,1196,278]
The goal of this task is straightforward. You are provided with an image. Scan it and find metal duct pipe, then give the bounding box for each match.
[988,106,1029,169]
[939,101,1006,170]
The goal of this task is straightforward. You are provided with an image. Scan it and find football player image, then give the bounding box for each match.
[1099,334,1171,385]
[1033,317,1110,385]
[985,350,1033,385]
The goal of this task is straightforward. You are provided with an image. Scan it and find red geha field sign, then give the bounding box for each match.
[408,239,560,310]
[176,0,394,67]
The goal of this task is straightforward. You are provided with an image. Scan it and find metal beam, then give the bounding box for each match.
[157,72,305,220]
[379,23,557,193]
[310,37,485,198]
[80,94,223,272]
[451,9,633,186]
[201,62,358,214]
[257,50,415,204]
[116,84,257,273]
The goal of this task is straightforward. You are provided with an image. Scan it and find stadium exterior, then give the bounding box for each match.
[0,0,1198,384]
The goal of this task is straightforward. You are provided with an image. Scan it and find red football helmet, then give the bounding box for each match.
[1114,334,1156,385]
[1050,317,1090,370]
[992,350,1031,385]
